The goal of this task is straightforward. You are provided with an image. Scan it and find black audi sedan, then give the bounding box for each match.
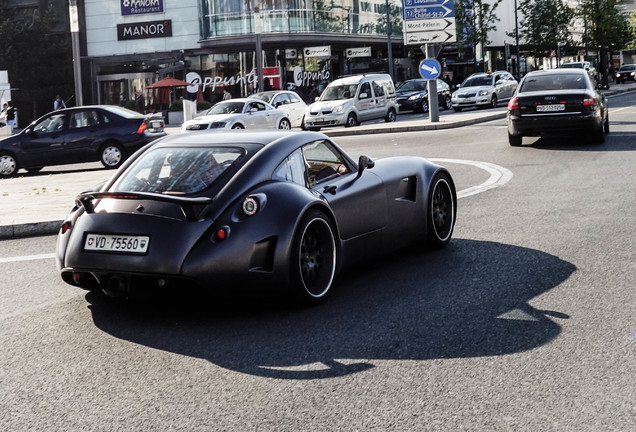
[507,69,609,146]
[0,105,165,177]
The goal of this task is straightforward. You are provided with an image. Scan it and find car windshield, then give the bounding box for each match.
[462,75,493,87]
[560,63,584,69]
[397,81,427,91]
[619,65,636,71]
[252,93,275,103]
[206,101,245,115]
[321,84,358,101]
[520,73,588,91]
[113,147,244,195]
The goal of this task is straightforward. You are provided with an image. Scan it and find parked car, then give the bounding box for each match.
[507,68,609,146]
[615,64,636,84]
[451,71,518,111]
[250,90,307,128]
[559,61,596,81]
[0,105,165,178]
[396,78,451,113]
[181,98,291,131]
[56,130,457,305]
[303,73,398,130]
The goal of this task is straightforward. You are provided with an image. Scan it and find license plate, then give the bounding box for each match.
[537,104,565,112]
[84,233,150,254]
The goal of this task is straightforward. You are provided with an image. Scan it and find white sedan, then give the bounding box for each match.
[250,90,308,128]
[181,98,291,131]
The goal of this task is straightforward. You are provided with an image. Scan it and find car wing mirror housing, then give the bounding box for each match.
[356,154,375,178]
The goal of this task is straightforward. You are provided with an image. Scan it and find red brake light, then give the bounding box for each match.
[507,97,519,110]
[136,122,148,134]
[583,97,596,107]
[60,221,72,234]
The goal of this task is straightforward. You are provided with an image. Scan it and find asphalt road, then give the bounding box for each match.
[1,92,635,431]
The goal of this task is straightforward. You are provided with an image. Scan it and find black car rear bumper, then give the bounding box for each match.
[508,111,602,137]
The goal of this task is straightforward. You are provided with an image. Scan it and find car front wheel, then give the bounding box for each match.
[420,99,429,113]
[100,143,125,168]
[0,152,18,178]
[427,172,456,248]
[345,113,358,128]
[490,94,498,108]
[290,210,337,305]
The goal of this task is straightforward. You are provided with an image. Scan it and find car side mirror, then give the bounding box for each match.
[356,154,375,178]
[250,107,258,113]
[359,92,368,99]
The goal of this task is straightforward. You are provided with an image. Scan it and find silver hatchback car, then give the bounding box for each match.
[451,71,518,111]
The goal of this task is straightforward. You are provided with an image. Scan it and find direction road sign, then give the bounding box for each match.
[404,18,456,32]
[407,30,456,44]
[419,59,441,80]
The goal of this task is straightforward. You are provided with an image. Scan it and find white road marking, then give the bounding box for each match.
[431,158,513,199]
[2,160,512,264]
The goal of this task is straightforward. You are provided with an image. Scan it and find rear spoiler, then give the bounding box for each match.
[76,191,213,221]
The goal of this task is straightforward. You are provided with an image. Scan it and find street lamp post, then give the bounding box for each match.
[69,0,83,106]
[514,0,521,80]
[386,0,394,79]
[254,7,264,93]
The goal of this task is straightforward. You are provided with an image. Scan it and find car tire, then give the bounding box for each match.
[100,143,125,169]
[508,132,522,147]
[442,95,451,110]
[289,210,337,305]
[420,99,429,113]
[592,123,606,144]
[25,167,43,173]
[278,118,291,129]
[345,113,358,128]
[490,94,498,108]
[426,172,456,249]
[0,152,18,178]
[308,127,321,132]
[603,115,610,134]
[231,124,244,129]
[385,108,397,122]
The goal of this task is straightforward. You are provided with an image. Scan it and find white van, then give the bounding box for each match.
[303,73,398,130]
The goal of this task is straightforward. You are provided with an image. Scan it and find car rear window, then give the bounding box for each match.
[520,73,588,91]
[114,147,244,195]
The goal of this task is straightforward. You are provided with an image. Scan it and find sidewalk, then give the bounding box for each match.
[1,83,633,240]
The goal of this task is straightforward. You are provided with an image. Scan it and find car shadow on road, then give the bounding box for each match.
[85,239,576,380]
[521,131,636,151]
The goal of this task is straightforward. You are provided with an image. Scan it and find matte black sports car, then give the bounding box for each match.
[507,69,609,146]
[0,105,166,177]
[56,131,457,304]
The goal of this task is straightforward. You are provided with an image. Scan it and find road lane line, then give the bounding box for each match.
[431,158,513,199]
[0,253,56,264]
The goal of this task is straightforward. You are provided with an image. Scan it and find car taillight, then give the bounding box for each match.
[583,97,596,108]
[507,97,519,110]
[136,122,148,134]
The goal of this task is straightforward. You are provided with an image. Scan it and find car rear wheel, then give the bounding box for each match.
[100,143,125,169]
[385,108,397,122]
[427,172,456,249]
[508,132,522,147]
[290,210,337,305]
[603,115,610,134]
[278,118,291,129]
[592,123,606,144]
[0,152,18,178]
[345,113,358,128]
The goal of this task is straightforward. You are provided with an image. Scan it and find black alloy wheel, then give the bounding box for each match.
[427,172,456,248]
[290,210,337,305]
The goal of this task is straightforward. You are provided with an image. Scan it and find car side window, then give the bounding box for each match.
[359,82,371,99]
[289,93,301,103]
[273,148,307,186]
[302,140,352,187]
[34,113,67,134]
[372,81,385,97]
[69,110,101,129]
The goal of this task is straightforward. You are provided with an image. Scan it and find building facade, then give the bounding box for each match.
[82,0,411,110]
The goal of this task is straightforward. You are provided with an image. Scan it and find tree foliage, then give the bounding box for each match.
[455,0,502,49]
[0,3,73,122]
[515,0,575,65]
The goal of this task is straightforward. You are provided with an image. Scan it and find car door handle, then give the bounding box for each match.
[323,185,337,195]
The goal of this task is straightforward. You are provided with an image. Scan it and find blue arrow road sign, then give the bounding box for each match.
[419,59,441,80]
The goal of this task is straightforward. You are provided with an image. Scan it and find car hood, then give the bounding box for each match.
[455,86,493,95]
[397,90,427,98]
[308,100,350,112]
[186,114,241,124]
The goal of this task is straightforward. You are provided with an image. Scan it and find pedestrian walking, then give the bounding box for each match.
[5,101,16,130]
[54,95,67,110]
